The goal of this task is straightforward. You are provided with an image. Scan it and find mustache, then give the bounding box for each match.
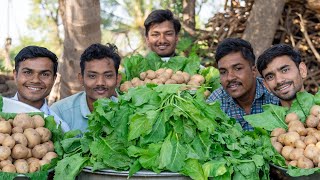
[93,86,108,91]
[227,81,242,87]
[157,42,170,45]
[275,81,292,90]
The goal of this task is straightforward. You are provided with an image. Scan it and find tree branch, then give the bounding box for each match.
[297,13,320,63]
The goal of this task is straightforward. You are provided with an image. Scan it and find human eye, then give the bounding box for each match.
[88,74,96,79]
[234,66,243,71]
[166,32,174,36]
[219,69,226,75]
[105,74,113,78]
[265,74,274,81]
[281,67,289,73]
[22,70,32,76]
[151,33,159,37]
[41,72,50,77]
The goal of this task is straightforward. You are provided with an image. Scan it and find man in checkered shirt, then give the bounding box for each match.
[207,38,279,131]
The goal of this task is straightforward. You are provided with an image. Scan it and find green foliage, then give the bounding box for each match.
[17,0,62,57]
[0,61,13,73]
[122,50,220,91]
[123,52,201,81]
[54,84,281,179]
[244,91,319,131]
[54,154,89,180]
[244,90,320,177]
[244,104,288,131]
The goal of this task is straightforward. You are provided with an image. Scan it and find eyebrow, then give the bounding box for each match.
[86,70,114,74]
[263,64,290,77]
[219,63,242,69]
[150,30,175,33]
[278,64,289,70]
[21,67,52,73]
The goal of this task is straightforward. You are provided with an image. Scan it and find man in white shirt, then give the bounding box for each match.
[11,46,70,132]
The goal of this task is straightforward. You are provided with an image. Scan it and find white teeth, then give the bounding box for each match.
[28,87,41,90]
[158,45,167,49]
[229,84,239,88]
[278,84,290,91]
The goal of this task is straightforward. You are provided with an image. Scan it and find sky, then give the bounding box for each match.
[0,0,32,46]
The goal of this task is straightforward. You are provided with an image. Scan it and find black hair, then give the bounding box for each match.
[80,43,121,75]
[14,46,58,75]
[215,38,256,66]
[144,9,181,36]
[257,44,301,76]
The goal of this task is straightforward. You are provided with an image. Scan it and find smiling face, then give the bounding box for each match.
[14,57,56,109]
[218,52,257,102]
[146,20,178,57]
[261,55,307,107]
[79,58,121,111]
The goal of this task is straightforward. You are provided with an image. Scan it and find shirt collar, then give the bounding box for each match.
[12,93,48,113]
[254,77,265,100]
[80,92,119,119]
[80,92,91,119]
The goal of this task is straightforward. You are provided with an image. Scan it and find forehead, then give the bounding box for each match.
[84,58,115,72]
[18,57,54,71]
[218,52,250,68]
[262,55,296,73]
[149,21,175,33]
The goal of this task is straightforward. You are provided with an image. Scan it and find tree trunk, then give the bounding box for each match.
[4,37,13,71]
[242,0,285,58]
[182,0,196,37]
[49,0,101,103]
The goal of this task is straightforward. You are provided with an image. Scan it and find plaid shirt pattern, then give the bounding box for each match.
[206,78,279,131]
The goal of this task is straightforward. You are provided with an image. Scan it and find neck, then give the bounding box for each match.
[235,81,257,114]
[280,88,305,108]
[280,100,292,108]
[17,94,44,109]
[86,97,94,112]
[236,96,255,114]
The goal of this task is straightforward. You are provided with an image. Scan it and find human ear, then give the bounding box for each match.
[116,73,122,87]
[251,65,258,77]
[298,62,308,79]
[78,73,84,86]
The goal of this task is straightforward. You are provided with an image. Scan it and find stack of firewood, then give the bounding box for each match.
[198,0,320,94]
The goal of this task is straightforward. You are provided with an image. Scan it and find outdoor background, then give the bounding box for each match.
[0,0,319,102]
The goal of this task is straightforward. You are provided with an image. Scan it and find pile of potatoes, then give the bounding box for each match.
[271,105,320,169]
[120,68,210,95]
[0,113,57,173]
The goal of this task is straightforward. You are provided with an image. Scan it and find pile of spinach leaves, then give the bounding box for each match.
[122,52,220,91]
[244,90,320,177]
[54,84,282,180]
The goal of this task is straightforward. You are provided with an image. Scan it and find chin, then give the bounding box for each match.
[158,52,174,57]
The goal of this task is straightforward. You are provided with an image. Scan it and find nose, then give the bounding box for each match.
[158,34,167,43]
[275,72,285,84]
[30,74,41,83]
[96,75,106,86]
[226,70,236,81]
